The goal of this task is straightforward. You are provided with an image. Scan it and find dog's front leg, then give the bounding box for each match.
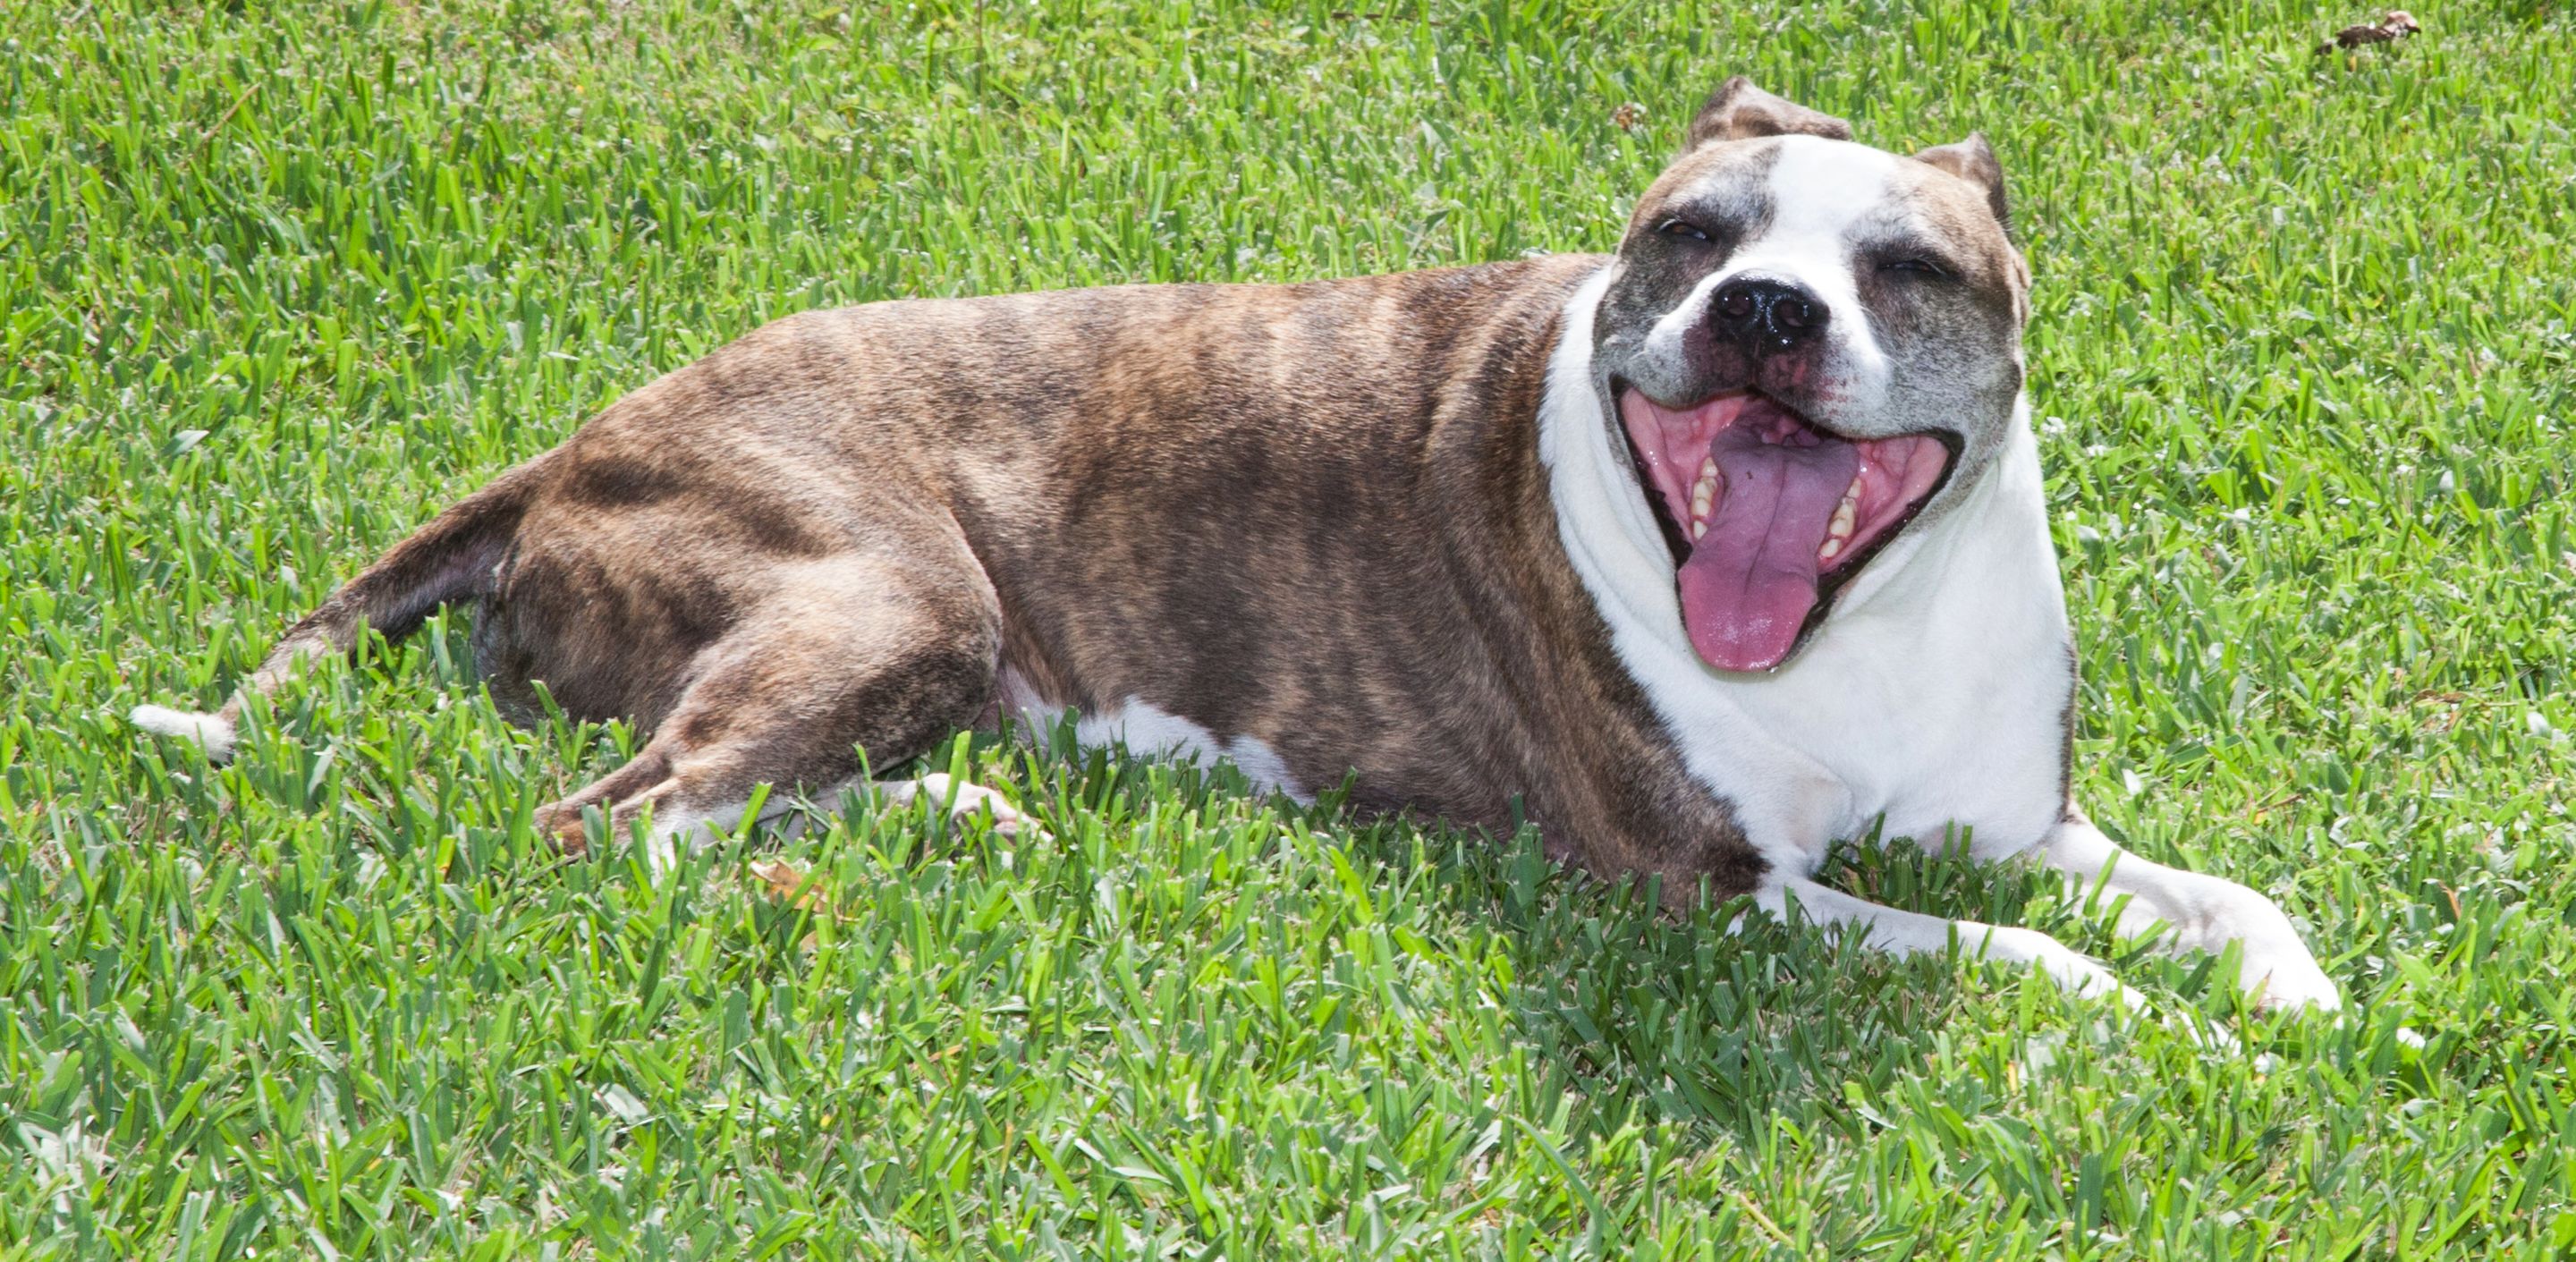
[1755,877,2145,1010]
[2037,810,2341,1012]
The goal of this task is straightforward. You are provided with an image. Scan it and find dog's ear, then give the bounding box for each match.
[1684,77,1853,149]
[1912,133,2011,228]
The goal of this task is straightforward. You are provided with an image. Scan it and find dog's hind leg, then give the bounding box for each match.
[1755,876,2146,1010]
[532,555,1030,869]
[2036,809,2339,1012]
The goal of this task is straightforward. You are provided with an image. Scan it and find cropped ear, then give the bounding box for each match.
[1913,133,2011,228]
[1684,77,1852,149]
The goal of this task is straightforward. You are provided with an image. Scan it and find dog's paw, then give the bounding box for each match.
[884,773,1048,842]
[2246,949,2343,1013]
[1979,926,2148,1012]
[536,806,594,857]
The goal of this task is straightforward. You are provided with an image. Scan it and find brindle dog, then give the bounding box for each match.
[137,80,2342,1012]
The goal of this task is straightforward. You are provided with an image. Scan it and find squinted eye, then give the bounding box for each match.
[1657,219,1714,243]
[1880,256,1951,279]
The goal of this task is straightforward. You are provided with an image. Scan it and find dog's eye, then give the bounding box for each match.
[1657,219,1714,244]
[1880,256,1951,279]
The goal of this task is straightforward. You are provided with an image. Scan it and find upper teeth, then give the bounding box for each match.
[1688,457,1718,539]
[1681,462,1868,559]
[1818,471,1864,562]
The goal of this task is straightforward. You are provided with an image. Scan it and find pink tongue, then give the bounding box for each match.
[1675,426,1860,671]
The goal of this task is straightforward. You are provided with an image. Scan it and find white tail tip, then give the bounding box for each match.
[130,704,238,763]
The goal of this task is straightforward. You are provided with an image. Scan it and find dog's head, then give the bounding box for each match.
[1589,78,2029,673]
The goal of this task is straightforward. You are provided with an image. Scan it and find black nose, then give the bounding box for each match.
[1709,276,1827,352]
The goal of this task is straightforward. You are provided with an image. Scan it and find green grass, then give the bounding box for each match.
[5,0,2574,1255]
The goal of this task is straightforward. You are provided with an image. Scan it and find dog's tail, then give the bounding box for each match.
[131,454,555,763]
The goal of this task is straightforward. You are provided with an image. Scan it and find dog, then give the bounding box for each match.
[134,79,2340,1011]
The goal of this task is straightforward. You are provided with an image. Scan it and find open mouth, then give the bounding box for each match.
[1615,385,1955,673]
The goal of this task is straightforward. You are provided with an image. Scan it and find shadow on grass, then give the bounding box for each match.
[201,631,2227,1165]
[916,722,2134,1145]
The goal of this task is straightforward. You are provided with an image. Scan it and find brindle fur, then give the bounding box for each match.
[207,255,1761,894]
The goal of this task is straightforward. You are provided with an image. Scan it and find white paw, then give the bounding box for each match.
[2244,945,2343,1013]
[1976,926,2148,1012]
[886,773,1046,840]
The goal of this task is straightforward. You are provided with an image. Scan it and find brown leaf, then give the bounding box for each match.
[2316,9,2419,54]
[751,859,840,919]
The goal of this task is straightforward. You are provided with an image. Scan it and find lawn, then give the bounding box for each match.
[5,0,2574,1256]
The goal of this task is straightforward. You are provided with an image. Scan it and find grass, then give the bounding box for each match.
[4,0,2574,1255]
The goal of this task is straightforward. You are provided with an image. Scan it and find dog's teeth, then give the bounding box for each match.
[1687,457,1718,536]
[1818,537,1843,561]
[1828,500,1856,539]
